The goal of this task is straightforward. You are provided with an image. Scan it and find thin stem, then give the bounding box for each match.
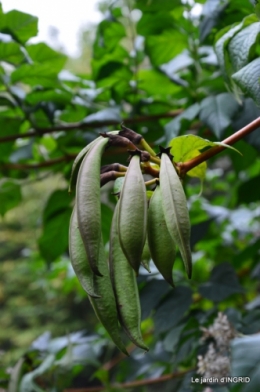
[1,155,76,170]
[149,155,161,165]
[179,116,260,176]
[0,110,183,144]
[144,178,158,187]
[139,138,157,156]
[63,368,194,392]
[141,162,160,177]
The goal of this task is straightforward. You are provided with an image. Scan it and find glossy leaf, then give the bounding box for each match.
[0,9,38,44]
[0,41,25,64]
[145,30,187,66]
[199,262,244,302]
[200,93,240,138]
[232,58,260,106]
[154,286,192,333]
[228,22,260,72]
[231,335,260,391]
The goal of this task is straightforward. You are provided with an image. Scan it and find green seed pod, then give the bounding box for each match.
[118,153,148,275]
[141,238,151,273]
[89,237,129,356]
[147,185,176,287]
[113,176,125,195]
[69,206,100,298]
[159,153,192,278]
[109,203,148,351]
[76,137,109,277]
[69,131,119,194]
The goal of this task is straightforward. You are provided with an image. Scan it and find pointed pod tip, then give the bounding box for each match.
[128,148,141,158]
[88,292,101,299]
[92,268,103,278]
[157,146,173,160]
[122,347,130,356]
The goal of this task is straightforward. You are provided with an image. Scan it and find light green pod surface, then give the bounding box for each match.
[159,153,192,278]
[113,176,125,195]
[141,237,151,273]
[76,137,109,277]
[118,154,147,274]
[69,205,100,298]
[88,238,128,356]
[109,203,148,351]
[69,130,119,194]
[147,185,176,287]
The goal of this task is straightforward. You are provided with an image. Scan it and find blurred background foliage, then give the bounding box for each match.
[0,0,260,391]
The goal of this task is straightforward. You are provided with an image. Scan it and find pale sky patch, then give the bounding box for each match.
[1,0,102,57]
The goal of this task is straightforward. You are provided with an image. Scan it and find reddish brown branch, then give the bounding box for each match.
[3,117,259,172]
[179,116,260,176]
[0,110,183,144]
[63,368,193,392]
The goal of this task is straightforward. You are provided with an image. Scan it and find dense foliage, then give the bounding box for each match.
[0,0,260,391]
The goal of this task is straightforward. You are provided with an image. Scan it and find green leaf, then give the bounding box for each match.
[169,134,214,179]
[39,208,71,261]
[165,104,200,141]
[93,19,126,59]
[145,30,187,66]
[213,142,242,156]
[137,11,175,36]
[230,140,257,173]
[42,190,72,224]
[237,174,260,204]
[92,46,128,81]
[0,10,38,44]
[232,98,260,151]
[232,58,260,106]
[154,286,192,333]
[140,280,170,320]
[96,66,132,100]
[231,335,260,391]
[200,93,240,138]
[11,63,60,88]
[228,22,260,72]
[138,69,181,97]
[0,41,25,64]
[200,0,228,42]
[59,105,87,123]
[215,15,258,78]
[256,1,260,19]
[0,180,22,216]
[136,0,182,12]
[0,109,24,160]
[25,89,73,105]
[26,43,67,69]
[199,262,244,302]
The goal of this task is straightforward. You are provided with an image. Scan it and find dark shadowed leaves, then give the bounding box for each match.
[237,175,260,204]
[154,286,192,333]
[199,262,244,302]
[231,334,260,392]
[140,279,170,320]
[38,208,71,262]
[200,93,239,138]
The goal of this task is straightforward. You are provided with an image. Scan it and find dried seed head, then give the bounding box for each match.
[119,124,143,144]
[101,163,120,174]
[157,146,173,160]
